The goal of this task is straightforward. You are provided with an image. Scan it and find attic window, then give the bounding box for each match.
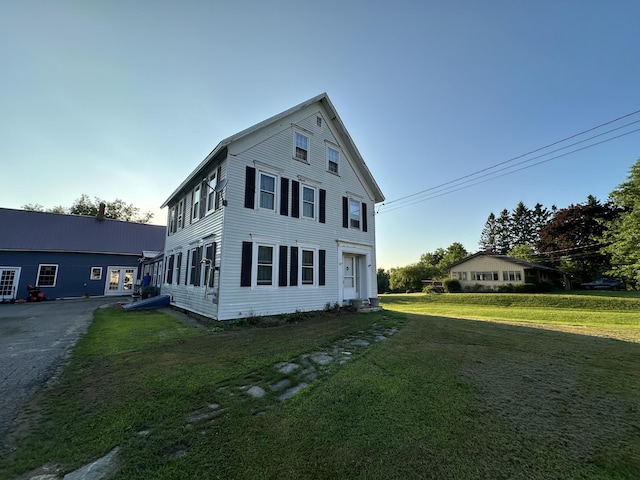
[327,147,339,174]
[294,132,309,162]
[316,116,322,127]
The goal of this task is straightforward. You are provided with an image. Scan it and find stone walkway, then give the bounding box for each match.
[184,322,399,430]
[16,321,399,480]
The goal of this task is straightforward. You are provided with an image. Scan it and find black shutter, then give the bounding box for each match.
[342,197,349,228]
[215,166,223,209]
[187,250,192,284]
[278,245,288,286]
[291,181,300,218]
[319,249,326,286]
[319,189,326,224]
[244,166,256,209]
[362,202,368,232]
[289,246,298,286]
[241,241,252,287]
[204,243,216,288]
[209,242,217,288]
[166,255,174,284]
[200,181,208,218]
[196,246,204,286]
[280,177,289,216]
[176,253,182,285]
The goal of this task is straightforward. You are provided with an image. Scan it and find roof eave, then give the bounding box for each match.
[160,145,228,208]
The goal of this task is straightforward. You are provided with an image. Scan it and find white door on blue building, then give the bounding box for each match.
[0,267,20,301]
[105,267,136,295]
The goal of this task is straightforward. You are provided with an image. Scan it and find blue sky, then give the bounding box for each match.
[1,0,639,270]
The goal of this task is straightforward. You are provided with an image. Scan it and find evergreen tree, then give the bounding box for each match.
[479,212,498,252]
[495,209,513,254]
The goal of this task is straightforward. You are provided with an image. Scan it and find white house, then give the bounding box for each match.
[445,252,568,290]
[160,93,384,320]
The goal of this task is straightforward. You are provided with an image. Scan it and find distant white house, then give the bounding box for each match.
[445,252,569,290]
[160,93,384,320]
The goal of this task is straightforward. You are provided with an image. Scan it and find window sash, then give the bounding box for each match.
[37,264,58,287]
[302,186,315,219]
[295,132,309,161]
[349,199,361,229]
[257,245,274,285]
[259,173,276,210]
[177,200,185,229]
[502,271,522,282]
[328,147,339,173]
[472,271,498,281]
[207,173,216,212]
[192,186,201,220]
[301,249,314,284]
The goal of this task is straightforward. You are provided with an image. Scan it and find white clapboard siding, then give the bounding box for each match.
[161,95,382,320]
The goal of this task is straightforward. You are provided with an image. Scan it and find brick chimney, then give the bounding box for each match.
[97,202,106,221]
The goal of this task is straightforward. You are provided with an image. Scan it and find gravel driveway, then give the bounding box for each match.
[0,296,127,444]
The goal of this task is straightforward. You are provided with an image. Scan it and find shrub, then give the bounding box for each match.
[422,285,443,294]
[514,283,538,293]
[443,278,462,293]
[465,283,495,293]
[141,286,156,298]
[537,280,556,293]
[497,283,516,293]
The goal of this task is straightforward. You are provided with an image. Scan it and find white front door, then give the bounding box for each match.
[0,267,20,301]
[343,254,358,300]
[105,267,136,295]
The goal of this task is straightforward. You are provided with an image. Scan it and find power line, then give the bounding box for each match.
[378,126,640,214]
[377,108,640,214]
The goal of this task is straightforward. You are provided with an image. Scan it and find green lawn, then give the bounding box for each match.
[1,295,639,479]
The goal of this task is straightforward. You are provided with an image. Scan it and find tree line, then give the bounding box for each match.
[379,157,640,292]
[22,194,154,223]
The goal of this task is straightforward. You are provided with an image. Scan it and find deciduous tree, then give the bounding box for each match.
[22,194,153,223]
[536,195,619,283]
[601,158,640,288]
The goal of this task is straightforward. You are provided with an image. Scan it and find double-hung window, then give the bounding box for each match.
[294,132,309,162]
[206,172,216,213]
[259,173,276,210]
[327,147,339,174]
[168,207,177,234]
[177,200,185,229]
[256,245,274,286]
[301,249,314,285]
[37,264,58,287]
[349,199,361,229]
[191,185,201,221]
[302,185,316,219]
[175,252,182,285]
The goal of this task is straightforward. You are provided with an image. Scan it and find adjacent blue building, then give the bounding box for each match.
[0,208,165,301]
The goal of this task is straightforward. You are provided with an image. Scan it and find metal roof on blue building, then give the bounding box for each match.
[0,208,166,255]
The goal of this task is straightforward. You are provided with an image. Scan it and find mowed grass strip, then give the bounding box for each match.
[2,298,640,479]
[381,293,640,342]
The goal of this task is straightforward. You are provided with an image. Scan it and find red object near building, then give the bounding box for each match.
[26,285,46,302]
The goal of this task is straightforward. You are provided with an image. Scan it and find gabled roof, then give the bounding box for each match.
[161,93,384,208]
[445,251,565,274]
[0,208,166,255]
